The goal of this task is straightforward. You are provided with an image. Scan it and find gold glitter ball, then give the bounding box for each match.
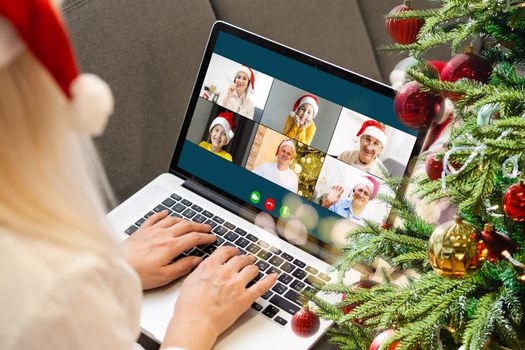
[428,216,483,278]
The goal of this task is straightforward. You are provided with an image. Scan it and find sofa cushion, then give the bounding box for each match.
[63,0,216,202]
[211,0,383,81]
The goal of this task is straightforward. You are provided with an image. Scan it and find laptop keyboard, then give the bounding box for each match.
[124,193,331,327]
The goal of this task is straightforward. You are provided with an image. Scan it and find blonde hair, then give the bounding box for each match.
[0,51,116,254]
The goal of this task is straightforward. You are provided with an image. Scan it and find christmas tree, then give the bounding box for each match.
[310,1,525,349]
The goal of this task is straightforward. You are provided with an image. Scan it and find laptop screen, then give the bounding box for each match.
[171,22,422,263]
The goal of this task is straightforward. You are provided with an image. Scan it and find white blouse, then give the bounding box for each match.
[0,229,143,350]
[218,90,255,119]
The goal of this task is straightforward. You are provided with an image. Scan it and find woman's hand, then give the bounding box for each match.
[295,114,310,127]
[162,246,278,350]
[226,83,237,97]
[121,210,215,290]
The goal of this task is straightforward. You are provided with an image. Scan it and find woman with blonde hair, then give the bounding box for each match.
[218,65,256,119]
[0,1,276,349]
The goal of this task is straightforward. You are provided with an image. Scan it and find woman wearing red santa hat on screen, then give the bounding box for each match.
[217,64,255,119]
[338,120,388,178]
[198,111,236,162]
[320,176,380,225]
[0,1,276,350]
[282,94,318,145]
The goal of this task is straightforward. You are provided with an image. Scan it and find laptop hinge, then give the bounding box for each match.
[182,179,257,223]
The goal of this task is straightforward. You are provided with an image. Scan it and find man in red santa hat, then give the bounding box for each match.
[320,175,380,225]
[252,139,299,193]
[338,120,388,178]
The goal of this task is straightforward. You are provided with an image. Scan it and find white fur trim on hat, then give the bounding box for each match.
[68,73,114,136]
[298,96,318,117]
[278,140,296,154]
[291,95,319,118]
[0,16,24,69]
[209,117,234,144]
[356,176,380,200]
[360,177,374,193]
[361,126,387,146]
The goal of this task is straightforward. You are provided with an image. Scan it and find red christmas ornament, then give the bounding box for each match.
[370,329,400,350]
[440,49,493,101]
[342,279,379,326]
[394,81,443,129]
[386,1,424,44]
[425,153,444,180]
[481,223,518,263]
[291,305,320,338]
[380,221,392,230]
[503,181,525,222]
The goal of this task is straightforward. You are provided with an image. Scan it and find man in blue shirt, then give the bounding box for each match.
[321,176,380,225]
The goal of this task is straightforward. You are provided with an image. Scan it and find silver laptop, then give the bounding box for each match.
[107,21,423,349]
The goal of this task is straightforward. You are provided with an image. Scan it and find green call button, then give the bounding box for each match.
[250,191,261,204]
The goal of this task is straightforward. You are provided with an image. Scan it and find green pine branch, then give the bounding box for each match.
[311,1,525,349]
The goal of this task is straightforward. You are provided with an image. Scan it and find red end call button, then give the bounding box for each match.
[264,198,275,211]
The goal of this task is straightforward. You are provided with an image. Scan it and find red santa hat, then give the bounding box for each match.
[235,65,255,91]
[275,139,296,156]
[356,120,387,147]
[0,0,113,136]
[291,94,319,118]
[357,175,381,200]
[209,111,236,144]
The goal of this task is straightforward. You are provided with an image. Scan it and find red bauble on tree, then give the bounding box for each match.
[369,329,400,350]
[425,153,444,180]
[394,81,443,129]
[481,223,518,263]
[291,304,320,338]
[440,48,493,101]
[503,180,525,222]
[386,1,424,44]
[380,221,392,230]
[341,279,379,326]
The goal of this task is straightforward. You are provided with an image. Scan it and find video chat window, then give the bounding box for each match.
[189,52,416,232]
[199,53,273,122]
[327,108,417,179]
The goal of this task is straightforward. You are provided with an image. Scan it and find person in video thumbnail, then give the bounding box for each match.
[252,139,299,193]
[338,120,388,178]
[217,65,255,119]
[321,175,380,225]
[283,94,318,145]
[198,112,236,161]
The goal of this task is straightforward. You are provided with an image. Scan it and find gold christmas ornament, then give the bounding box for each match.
[428,216,484,278]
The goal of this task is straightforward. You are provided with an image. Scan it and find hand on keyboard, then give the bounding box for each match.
[121,210,215,290]
[163,246,278,350]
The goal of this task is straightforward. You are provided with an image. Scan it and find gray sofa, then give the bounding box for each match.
[63,0,448,203]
